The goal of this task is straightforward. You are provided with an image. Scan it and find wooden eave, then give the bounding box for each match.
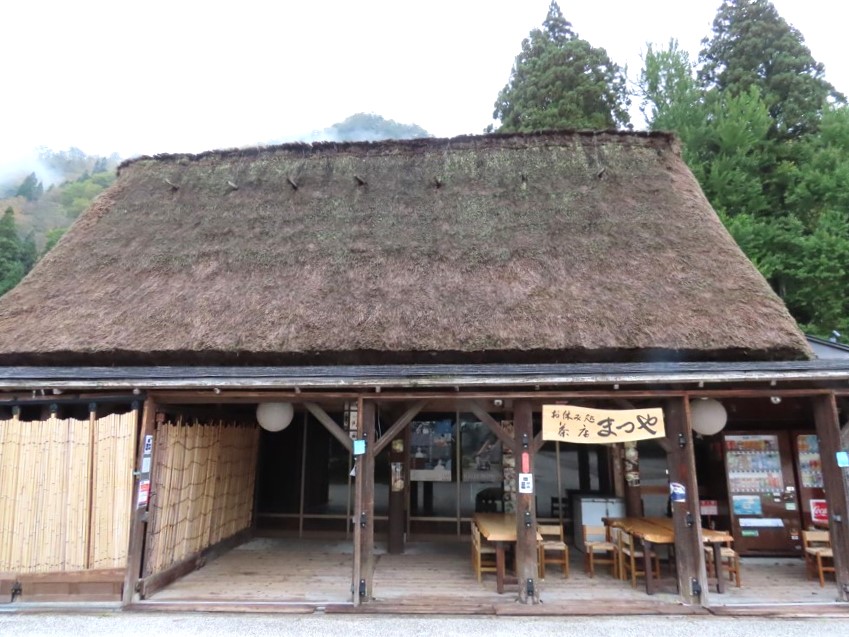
[1,361,849,393]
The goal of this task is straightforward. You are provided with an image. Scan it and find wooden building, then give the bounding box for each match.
[0,131,846,612]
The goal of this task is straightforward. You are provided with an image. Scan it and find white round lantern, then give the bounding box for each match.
[256,402,294,432]
[690,398,727,436]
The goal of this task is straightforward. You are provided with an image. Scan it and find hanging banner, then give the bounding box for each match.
[542,404,665,444]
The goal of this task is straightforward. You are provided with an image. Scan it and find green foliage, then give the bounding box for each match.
[58,170,115,218]
[1,148,119,253]
[638,3,849,343]
[42,227,67,254]
[784,107,849,228]
[698,0,844,141]
[326,113,430,141]
[493,1,629,132]
[15,172,44,201]
[639,41,703,136]
[689,87,774,218]
[38,146,119,180]
[0,207,36,296]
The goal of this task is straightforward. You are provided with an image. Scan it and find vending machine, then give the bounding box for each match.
[723,432,804,556]
[793,432,828,529]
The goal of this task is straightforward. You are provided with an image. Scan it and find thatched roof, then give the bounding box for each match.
[0,131,811,366]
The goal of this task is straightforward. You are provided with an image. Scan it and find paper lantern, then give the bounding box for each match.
[689,398,727,436]
[256,402,294,432]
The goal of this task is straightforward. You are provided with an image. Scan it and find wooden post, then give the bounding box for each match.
[352,398,376,604]
[387,430,406,555]
[623,442,643,516]
[122,397,156,606]
[351,405,363,604]
[612,444,625,498]
[84,406,97,569]
[665,398,708,606]
[813,393,849,601]
[578,447,591,491]
[513,400,539,604]
[597,445,612,493]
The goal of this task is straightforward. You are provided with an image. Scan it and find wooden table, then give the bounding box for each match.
[473,513,541,594]
[604,517,734,595]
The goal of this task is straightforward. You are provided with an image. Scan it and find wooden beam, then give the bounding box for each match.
[464,401,517,453]
[122,398,156,606]
[812,394,849,601]
[144,387,839,404]
[513,400,539,604]
[304,402,352,452]
[532,430,545,453]
[665,398,708,606]
[373,400,426,455]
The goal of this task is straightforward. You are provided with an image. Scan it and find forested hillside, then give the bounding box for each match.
[0,148,119,295]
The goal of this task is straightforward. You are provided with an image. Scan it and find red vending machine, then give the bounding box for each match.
[723,432,803,556]
[793,432,828,528]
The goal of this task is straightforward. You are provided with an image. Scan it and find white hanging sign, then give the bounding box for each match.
[518,473,534,494]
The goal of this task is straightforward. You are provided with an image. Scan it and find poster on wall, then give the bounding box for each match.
[797,434,824,488]
[410,420,453,481]
[460,420,503,483]
[810,499,829,526]
[732,494,763,516]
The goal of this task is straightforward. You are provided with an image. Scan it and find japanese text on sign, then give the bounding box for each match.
[542,405,665,444]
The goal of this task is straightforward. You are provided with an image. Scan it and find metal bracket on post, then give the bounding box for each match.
[686,511,694,527]
[691,577,702,598]
[526,578,535,599]
[360,512,367,528]
[359,579,366,599]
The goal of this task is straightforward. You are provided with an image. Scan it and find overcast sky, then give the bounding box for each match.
[2,0,848,166]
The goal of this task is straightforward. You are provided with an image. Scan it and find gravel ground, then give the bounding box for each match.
[1,612,849,637]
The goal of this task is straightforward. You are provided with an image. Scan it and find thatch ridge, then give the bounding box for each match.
[117,129,677,173]
[0,129,810,366]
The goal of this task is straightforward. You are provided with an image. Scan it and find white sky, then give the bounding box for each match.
[2,0,848,163]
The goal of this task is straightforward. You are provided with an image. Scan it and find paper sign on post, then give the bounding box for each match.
[518,473,534,494]
[137,479,150,507]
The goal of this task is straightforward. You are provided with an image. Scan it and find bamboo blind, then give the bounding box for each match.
[0,410,136,573]
[143,418,259,578]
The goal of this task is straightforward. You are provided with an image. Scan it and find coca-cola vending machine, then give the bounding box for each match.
[793,432,828,528]
[723,430,826,556]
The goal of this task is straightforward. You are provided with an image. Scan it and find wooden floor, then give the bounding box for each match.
[143,537,847,615]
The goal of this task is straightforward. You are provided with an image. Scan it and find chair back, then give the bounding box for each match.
[472,523,482,548]
[538,524,564,542]
[802,529,831,548]
[619,530,638,553]
[583,525,610,545]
